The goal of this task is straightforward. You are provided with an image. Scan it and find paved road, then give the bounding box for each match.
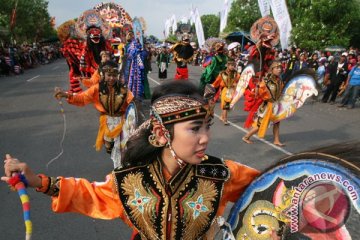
[0,59,359,239]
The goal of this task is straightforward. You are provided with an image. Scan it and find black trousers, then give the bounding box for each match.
[322,79,344,102]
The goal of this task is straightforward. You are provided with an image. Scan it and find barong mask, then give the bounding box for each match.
[75,9,112,41]
[250,16,279,49]
[87,27,102,44]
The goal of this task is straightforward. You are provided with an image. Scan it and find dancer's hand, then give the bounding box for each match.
[1,154,42,188]
[54,87,68,99]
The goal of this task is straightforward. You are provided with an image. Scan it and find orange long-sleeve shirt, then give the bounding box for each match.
[51,160,259,231]
[212,71,240,109]
[81,69,101,88]
[67,83,134,114]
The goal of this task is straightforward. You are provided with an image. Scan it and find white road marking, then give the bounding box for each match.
[26,75,40,82]
[148,76,161,85]
[214,113,293,155]
[52,66,59,70]
[148,76,293,155]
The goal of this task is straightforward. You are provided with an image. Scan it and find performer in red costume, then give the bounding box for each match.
[58,10,113,94]
[242,16,279,128]
[242,60,284,146]
[77,10,113,78]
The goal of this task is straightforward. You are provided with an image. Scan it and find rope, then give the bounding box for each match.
[46,100,66,169]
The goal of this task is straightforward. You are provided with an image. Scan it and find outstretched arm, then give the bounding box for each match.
[2,155,130,222]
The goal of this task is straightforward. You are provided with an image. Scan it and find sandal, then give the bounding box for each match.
[223,120,229,125]
[242,136,253,144]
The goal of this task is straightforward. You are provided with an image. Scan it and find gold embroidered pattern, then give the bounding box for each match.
[115,156,228,239]
[121,172,158,239]
[182,179,218,240]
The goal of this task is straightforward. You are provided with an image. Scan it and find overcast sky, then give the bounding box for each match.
[48,0,224,38]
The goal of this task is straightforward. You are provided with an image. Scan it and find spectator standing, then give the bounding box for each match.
[292,52,308,74]
[308,53,319,71]
[322,54,348,104]
[317,58,326,89]
[338,55,360,109]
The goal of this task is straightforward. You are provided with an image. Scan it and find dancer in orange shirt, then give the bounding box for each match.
[54,61,133,168]
[212,59,240,125]
[3,81,259,239]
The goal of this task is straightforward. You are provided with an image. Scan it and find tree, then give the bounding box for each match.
[200,14,220,39]
[288,0,360,50]
[0,0,57,43]
[225,0,360,50]
[225,0,261,33]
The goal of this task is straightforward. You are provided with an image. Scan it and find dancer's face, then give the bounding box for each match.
[101,54,110,63]
[104,72,117,86]
[227,63,236,71]
[171,118,211,165]
[272,65,282,77]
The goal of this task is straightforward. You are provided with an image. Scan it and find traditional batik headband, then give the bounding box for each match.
[269,60,282,70]
[131,85,216,139]
[151,95,213,125]
[102,64,119,74]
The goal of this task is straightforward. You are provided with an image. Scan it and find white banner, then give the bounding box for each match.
[270,0,292,49]
[189,8,195,25]
[258,0,271,17]
[220,0,231,33]
[164,19,171,38]
[170,14,177,34]
[193,8,205,48]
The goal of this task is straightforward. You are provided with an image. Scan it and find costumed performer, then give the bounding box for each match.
[156,45,170,79]
[242,60,284,146]
[54,61,134,168]
[199,42,228,93]
[77,10,113,78]
[81,50,111,88]
[211,59,240,125]
[2,81,259,239]
[141,42,152,99]
[232,16,278,109]
[123,32,145,99]
[169,24,195,80]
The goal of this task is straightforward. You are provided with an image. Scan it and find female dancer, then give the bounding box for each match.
[2,81,259,239]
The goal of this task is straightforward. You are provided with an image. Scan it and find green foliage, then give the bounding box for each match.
[0,0,57,43]
[288,0,360,50]
[224,0,360,50]
[200,14,220,39]
[165,34,178,43]
[225,0,261,33]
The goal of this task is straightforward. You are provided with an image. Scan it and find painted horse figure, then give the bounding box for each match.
[271,69,318,123]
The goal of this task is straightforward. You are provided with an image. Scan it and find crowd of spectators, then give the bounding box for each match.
[0,42,62,76]
[275,47,360,109]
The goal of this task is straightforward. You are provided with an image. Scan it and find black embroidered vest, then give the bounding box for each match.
[99,81,127,116]
[263,73,283,102]
[113,155,230,239]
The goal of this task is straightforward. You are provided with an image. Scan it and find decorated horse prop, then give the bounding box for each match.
[271,69,318,123]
